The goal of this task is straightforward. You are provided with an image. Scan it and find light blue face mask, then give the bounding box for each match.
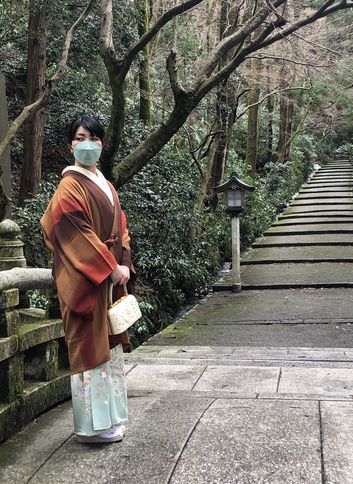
[73,140,102,166]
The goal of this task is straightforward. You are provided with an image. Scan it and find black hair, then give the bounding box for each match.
[67,115,105,143]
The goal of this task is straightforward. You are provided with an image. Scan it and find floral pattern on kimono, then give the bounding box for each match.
[71,344,128,435]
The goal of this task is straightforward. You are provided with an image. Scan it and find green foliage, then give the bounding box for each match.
[240,178,276,248]
[335,143,353,158]
[13,175,59,267]
[240,154,312,248]
[28,289,48,310]
[119,125,228,344]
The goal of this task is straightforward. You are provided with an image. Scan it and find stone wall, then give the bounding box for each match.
[0,287,70,442]
[0,220,70,443]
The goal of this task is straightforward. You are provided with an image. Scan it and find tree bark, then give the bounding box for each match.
[113,92,197,186]
[273,64,295,164]
[245,58,261,173]
[19,0,47,204]
[274,85,288,163]
[284,89,294,160]
[99,0,204,180]
[0,73,11,219]
[266,64,274,165]
[203,0,229,211]
[137,0,152,126]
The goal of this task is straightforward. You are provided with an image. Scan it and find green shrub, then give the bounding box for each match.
[335,143,353,158]
[240,155,313,248]
[119,137,229,343]
[13,175,59,267]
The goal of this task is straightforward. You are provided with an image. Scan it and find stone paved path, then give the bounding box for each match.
[1,160,353,483]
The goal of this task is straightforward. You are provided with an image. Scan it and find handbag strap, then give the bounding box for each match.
[109,282,128,306]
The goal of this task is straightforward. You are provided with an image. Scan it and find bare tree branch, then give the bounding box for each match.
[113,0,353,187]
[99,0,125,178]
[99,0,115,62]
[234,85,312,123]
[195,1,353,100]
[183,125,222,179]
[196,0,286,83]
[258,1,353,52]
[99,0,205,178]
[246,54,330,68]
[290,31,342,56]
[166,49,186,100]
[120,0,205,77]
[0,0,96,160]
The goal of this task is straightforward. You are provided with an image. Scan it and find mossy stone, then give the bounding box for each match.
[24,340,59,382]
[0,220,21,239]
[0,289,19,309]
[43,340,59,381]
[46,289,61,319]
[0,354,24,403]
[0,309,19,337]
[0,372,70,443]
[0,220,26,270]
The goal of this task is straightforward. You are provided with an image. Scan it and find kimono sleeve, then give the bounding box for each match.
[120,210,136,274]
[52,179,117,286]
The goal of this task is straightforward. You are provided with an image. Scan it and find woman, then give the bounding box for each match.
[41,115,135,444]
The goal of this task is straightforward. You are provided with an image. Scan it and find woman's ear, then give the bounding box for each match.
[68,143,73,153]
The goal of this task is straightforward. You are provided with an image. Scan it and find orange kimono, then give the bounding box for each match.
[40,170,135,374]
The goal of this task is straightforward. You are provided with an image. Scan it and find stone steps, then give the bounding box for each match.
[274,218,353,225]
[241,246,353,264]
[253,233,353,246]
[124,346,353,399]
[240,262,353,289]
[265,223,353,234]
[216,161,353,290]
[126,345,353,369]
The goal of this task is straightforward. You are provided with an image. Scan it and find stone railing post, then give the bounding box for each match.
[0,287,23,403]
[0,219,26,271]
[0,219,28,308]
[0,265,68,442]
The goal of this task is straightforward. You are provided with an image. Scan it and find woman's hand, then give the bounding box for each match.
[111,265,130,285]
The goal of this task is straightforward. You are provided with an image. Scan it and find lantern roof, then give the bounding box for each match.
[214,172,255,193]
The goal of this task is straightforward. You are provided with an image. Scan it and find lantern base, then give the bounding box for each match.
[226,208,243,217]
[231,282,241,292]
[212,279,242,292]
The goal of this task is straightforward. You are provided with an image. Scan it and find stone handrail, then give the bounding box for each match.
[0,267,54,292]
[0,229,69,443]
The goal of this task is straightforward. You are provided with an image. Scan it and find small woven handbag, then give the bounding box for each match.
[107,283,142,335]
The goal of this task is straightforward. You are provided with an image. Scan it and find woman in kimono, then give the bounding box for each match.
[41,115,135,444]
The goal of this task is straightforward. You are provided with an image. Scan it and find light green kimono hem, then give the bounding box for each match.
[71,345,128,436]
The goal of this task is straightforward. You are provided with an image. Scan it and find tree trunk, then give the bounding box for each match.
[266,64,274,165]
[245,58,261,174]
[267,93,274,164]
[205,89,228,211]
[104,1,353,187]
[274,71,295,163]
[0,73,11,219]
[273,75,288,164]
[137,0,152,126]
[201,0,229,211]
[284,90,294,160]
[18,0,47,204]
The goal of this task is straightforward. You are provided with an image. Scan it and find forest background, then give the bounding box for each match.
[1,0,353,347]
